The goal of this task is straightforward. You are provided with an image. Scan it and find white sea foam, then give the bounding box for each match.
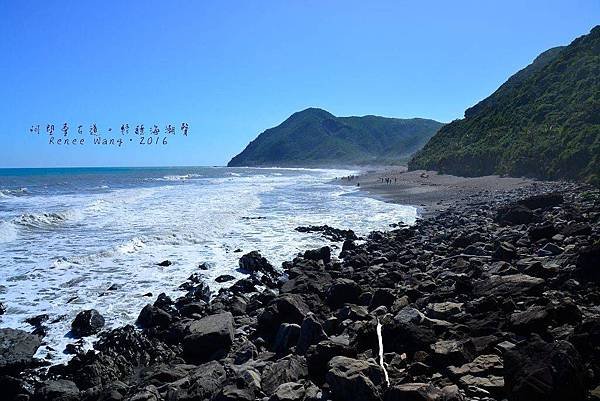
[158,174,203,181]
[0,167,417,366]
[0,188,28,198]
[0,221,18,243]
[14,209,83,229]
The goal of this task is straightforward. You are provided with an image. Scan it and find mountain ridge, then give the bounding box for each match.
[228,108,444,167]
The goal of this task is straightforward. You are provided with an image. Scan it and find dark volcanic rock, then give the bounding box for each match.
[474,274,544,297]
[24,183,600,401]
[496,204,537,225]
[307,339,358,383]
[136,304,172,329]
[528,223,557,241]
[71,309,105,337]
[168,361,226,400]
[34,379,79,401]
[262,354,309,394]
[297,314,327,355]
[326,278,362,308]
[216,274,236,283]
[183,312,234,362]
[295,225,357,242]
[517,192,563,210]
[384,383,442,401]
[326,356,384,401]
[273,323,301,353]
[269,380,320,401]
[0,328,42,374]
[303,246,331,263]
[504,338,585,401]
[576,243,600,282]
[258,294,310,341]
[493,241,517,261]
[508,306,551,334]
[239,250,276,275]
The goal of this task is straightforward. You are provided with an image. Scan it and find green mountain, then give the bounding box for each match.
[409,26,600,184]
[228,108,444,167]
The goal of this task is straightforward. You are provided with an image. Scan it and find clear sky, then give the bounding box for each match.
[1,1,598,168]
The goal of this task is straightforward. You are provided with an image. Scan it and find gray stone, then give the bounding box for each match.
[183,312,234,362]
[262,355,308,395]
[326,356,383,401]
[384,383,442,401]
[0,328,42,374]
[425,302,463,319]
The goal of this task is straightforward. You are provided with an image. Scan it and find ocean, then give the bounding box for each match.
[0,166,417,364]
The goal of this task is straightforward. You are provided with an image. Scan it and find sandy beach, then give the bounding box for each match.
[337,166,537,216]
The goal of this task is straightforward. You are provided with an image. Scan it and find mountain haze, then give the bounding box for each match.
[410,26,600,184]
[228,108,443,167]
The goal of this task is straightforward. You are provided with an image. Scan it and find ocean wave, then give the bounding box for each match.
[0,188,28,198]
[15,209,83,230]
[0,220,18,243]
[157,174,204,181]
[117,237,146,254]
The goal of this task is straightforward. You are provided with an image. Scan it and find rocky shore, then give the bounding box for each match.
[2,180,600,401]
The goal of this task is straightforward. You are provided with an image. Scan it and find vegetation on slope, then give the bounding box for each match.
[409,26,600,184]
[228,108,443,167]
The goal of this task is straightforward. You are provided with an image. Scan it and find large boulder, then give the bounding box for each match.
[258,294,310,341]
[383,317,436,354]
[273,323,301,354]
[306,339,357,383]
[474,274,544,298]
[71,309,105,337]
[296,314,327,355]
[326,279,362,308]
[448,354,503,378]
[34,379,79,401]
[517,193,563,210]
[508,306,551,334]
[239,251,276,276]
[183,312,234,362]
[326,356,384,401]
[269,380,320,401]
[384,383,443,401]
[528,223,557,241]
[504,338,585,401]
[136,304,172,329]
[576,243,600,282]
[303,246,331,264]
[495,204,537,226]
[262,355,308,395]
[430,339,475,367]
[425,302,463,320]
[0,328,42,374]
[166,361,226,400]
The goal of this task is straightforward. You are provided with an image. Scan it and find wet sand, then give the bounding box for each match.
[337,166,537,217]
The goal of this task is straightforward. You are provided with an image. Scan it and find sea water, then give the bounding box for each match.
[0,166,417,364]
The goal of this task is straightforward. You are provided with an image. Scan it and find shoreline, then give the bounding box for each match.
[336,166,541,217]
[2,177,600,401]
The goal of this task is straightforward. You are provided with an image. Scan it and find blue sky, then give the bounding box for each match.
[1,1,598,168]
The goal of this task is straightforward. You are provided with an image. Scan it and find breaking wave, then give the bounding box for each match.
[14,210,82,230]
